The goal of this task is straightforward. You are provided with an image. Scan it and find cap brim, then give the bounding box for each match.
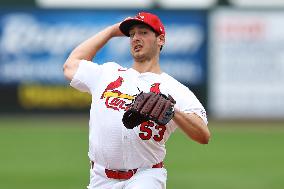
[119,19,150,37]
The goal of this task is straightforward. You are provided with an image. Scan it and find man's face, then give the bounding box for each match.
[129,24,164,62]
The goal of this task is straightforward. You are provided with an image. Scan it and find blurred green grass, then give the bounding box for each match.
[0,115,284,189]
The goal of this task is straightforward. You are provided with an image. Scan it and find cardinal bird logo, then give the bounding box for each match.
[101,76,124,99]
[150,83,161,94]
[100,76,134,111]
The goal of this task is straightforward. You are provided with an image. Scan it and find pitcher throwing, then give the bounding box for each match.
[63,11,210,189]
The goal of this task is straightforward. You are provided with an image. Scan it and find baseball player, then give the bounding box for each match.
[63,12,210,189]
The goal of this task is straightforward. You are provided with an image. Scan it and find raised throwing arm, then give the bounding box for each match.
[63,23,124,81]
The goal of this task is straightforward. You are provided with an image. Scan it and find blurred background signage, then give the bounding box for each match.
[0,9,208,112]
[35,0,218,8]
[0,0,284,119]
[209,9,284,119]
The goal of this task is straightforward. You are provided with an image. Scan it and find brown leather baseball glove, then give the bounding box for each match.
[122,92,176,129]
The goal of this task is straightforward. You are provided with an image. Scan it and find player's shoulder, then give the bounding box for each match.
[161,73,189,92]
[101,61,120,67]
[78,60,123,72]
[101,62,128,71]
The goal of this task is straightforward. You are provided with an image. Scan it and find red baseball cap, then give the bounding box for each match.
[119,12,165,37]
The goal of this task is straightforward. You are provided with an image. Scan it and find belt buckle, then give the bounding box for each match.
[105,168,138,179]
[119,169,133,177]
[120,169,136,179]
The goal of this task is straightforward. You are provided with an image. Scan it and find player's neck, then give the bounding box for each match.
[132,56,162,74]
[132,61,161,74]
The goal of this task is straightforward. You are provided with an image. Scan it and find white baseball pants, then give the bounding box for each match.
[87,163,167,189]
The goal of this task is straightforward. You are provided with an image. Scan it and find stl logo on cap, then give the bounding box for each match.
[119,11,165,37]
[137,13,145,20]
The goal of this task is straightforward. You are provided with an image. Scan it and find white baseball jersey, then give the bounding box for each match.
[70,60,207,170]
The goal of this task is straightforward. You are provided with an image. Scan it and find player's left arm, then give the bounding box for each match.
[172,109,210,144]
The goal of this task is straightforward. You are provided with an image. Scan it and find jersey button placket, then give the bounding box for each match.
[122,128,129,168]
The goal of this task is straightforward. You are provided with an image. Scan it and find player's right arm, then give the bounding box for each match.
[63,23,124,81]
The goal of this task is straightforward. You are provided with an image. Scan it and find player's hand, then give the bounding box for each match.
[110,23,124,37]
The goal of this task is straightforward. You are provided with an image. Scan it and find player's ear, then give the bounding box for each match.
[157,34,165,46]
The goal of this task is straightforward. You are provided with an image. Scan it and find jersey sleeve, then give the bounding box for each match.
[70,60,102,94]
[176,87,208,125]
